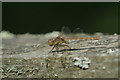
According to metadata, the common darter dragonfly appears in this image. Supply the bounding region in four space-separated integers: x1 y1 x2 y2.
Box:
48 26 99 53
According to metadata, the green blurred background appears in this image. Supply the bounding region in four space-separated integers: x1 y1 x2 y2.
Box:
2 2 118 34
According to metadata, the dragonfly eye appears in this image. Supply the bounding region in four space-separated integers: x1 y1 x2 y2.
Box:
49 43 53 46
48 39 54 46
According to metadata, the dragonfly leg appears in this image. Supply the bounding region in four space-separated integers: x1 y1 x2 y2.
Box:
48 45 56 53
61 44 71 50
54 45 59 53
48 44 59 54
60 44 71 54
58 44 71 53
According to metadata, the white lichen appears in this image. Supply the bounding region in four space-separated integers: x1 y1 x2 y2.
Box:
107 48 119 55
102 66 106 70
73 57 91 70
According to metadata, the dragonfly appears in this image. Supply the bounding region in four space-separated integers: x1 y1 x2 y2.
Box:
48 26 99 53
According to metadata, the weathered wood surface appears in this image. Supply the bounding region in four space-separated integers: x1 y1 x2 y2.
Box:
1 31 119 78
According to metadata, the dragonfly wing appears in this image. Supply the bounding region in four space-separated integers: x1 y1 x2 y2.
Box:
61 26 71 34
72 27 84 34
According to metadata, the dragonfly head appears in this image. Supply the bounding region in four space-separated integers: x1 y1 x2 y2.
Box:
48 39 54 46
